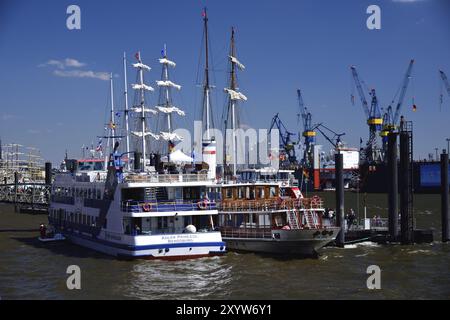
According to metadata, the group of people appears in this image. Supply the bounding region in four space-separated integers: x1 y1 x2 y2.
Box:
323 208 357 230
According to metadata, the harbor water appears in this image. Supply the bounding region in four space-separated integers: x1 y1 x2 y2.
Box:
1 192 449 300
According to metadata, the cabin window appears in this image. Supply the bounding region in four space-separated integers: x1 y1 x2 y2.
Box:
258 188 265 199
269 187 277 198
237 187 244 199
157 217 168 229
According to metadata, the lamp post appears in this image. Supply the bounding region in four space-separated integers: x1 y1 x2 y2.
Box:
446 138 450 155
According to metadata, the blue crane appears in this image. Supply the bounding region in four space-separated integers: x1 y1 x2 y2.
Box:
351 65 383 163
268 113 297 166
297 89 316 167
440 70 450 106
381 59 415 138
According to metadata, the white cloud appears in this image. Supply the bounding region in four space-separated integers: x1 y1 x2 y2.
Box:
1 114 15 121
39 58 86 69
53 69 110 81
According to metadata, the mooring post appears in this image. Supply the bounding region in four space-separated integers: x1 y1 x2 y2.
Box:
134 152 142 171
441 151 449 242
388 132 399 241
335 153 345 247
45 162 52 185
399 125 414 244
14 171 18 212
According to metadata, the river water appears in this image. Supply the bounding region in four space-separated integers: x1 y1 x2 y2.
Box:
1 192 449 300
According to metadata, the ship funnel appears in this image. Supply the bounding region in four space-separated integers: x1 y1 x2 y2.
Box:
202 138 217 181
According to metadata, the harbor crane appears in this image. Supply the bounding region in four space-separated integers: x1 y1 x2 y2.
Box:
268 113 297 166
351 65 383 163
297 89 316 168
380 59 415 152
312 123 345 149
440 70 450 106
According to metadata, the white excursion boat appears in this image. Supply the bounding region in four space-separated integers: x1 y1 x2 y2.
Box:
48 48 225 260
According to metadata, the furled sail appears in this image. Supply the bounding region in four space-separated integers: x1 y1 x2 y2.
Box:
132 62 151 71
229 55 245 70
131 131 160 140
131 107 157 114
155 106 185 116
224 88 248 101
159 131 184 141
156 80 181 90
131 83 154 91
159 58 176 68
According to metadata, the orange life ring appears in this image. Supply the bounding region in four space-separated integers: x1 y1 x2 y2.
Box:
142 203 152 212
197 199 209 210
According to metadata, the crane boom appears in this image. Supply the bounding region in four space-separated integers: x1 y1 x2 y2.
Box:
440 70 450 96
351 66 370 119
392 59 415 124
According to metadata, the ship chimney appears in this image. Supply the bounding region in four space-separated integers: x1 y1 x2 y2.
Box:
202 138 217 181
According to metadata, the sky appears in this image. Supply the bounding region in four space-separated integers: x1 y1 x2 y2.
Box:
0 0 450 165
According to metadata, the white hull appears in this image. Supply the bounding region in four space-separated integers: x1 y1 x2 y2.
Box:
64 231 226 260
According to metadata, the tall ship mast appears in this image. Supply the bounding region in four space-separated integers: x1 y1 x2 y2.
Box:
130 52 158 170
223 27 247 177
200 8 217 181
154 45 185 157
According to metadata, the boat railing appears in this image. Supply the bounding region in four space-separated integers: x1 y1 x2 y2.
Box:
124 173 210 184
121 199 217 213
218 197 324 212
220 226 273 239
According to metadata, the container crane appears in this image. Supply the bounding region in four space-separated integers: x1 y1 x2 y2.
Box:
351 65 383 163
440 70 450 106
268 113 297 166
381 59 415 139
297 89 316 167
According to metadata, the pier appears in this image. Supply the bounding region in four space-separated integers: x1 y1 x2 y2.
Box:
0 162 52 214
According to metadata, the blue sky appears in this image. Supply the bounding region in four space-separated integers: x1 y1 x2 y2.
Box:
0 0 449 165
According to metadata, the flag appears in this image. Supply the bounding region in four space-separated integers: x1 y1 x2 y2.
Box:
96 138 103 152
412 104 417 112
201 9 206 17
135 52 140 61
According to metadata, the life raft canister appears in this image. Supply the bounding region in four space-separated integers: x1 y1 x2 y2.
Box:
197 199 209 210
142 203 152 212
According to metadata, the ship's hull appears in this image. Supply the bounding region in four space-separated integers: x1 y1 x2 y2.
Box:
62 230 226 260
222 227 339 256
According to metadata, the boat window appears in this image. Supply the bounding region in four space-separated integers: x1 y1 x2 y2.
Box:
94 162 104 171
158 217 168 229
269 186 277 198
225 188 233 199
237 187 244 199
258 187 265 199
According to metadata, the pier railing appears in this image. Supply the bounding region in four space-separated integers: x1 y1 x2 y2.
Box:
0 183 50 205
121 199 217 213
124 173 210 184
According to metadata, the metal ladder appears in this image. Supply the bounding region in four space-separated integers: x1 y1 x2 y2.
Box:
304 210 317 229
287 209 300 229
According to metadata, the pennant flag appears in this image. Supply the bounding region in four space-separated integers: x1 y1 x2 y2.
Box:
135 52 140 61
412 104 417 112
202 9 206 17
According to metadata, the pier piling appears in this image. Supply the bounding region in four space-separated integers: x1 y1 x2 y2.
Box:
335 153 345 247
388 132 399 241
441 151 449 242
45 162 52 185
134 152 142 171
399 121 414 244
